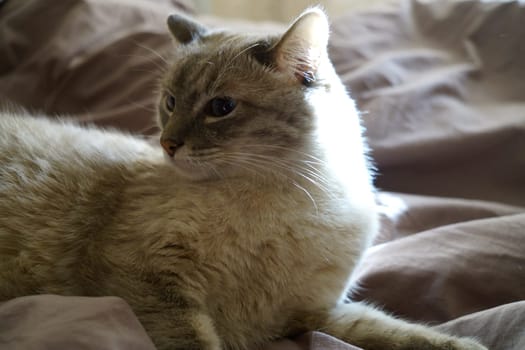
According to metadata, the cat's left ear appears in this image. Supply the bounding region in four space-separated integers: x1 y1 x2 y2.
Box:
273 8 330 85
167 13 207 44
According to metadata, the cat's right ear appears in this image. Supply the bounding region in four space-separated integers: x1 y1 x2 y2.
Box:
167 14 207 44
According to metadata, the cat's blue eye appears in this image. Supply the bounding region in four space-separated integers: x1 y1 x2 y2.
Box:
207 97 236 117
165 94 176 112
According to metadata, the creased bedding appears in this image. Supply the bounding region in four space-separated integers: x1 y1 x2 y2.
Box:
0 0 524 349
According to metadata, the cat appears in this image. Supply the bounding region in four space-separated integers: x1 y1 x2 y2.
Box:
0 7 488 350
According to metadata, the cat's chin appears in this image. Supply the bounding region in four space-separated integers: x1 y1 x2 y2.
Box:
164 155 219 182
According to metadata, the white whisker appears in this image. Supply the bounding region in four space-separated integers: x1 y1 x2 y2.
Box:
219 151 337 203
118 52 169 74
292 182 319 215
132 41 169 65
223 151 334 192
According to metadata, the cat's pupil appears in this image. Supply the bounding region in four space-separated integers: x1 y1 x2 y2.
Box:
166 94 176 112
208 97 236 117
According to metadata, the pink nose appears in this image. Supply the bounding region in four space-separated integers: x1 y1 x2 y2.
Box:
160 138 184 157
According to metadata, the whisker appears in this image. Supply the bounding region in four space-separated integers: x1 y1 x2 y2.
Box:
239 143 328 165
220 152 337 202
207 162 224 181
125 98 158 113
225 154 323 211
231 145 333 187
129 67 166 76
223 151 333 190
117 52 169 74
185 146 338 205
292 182 319 214
132 41 169 65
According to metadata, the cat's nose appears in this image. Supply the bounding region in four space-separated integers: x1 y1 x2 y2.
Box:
160 137 184 157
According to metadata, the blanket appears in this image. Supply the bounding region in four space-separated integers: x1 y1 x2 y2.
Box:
0 0 524 349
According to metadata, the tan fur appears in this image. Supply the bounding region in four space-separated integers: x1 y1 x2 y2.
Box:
0 8 487 350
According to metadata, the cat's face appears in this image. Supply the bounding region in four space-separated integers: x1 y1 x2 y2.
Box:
158 9 331 181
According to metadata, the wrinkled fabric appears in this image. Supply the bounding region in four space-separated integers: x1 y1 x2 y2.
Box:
0 295 157 350
0 0 188 134
331 0 525 207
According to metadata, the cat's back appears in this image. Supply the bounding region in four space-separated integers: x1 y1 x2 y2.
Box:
0 111 163 203
0 112 162 205
0 112 158 195
0 112 158 167
1 113 156 227
0 112 163 296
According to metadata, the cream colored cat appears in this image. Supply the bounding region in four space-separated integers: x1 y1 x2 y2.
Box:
0 8 487 350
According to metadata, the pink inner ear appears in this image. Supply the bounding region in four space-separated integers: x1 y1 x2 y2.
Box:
274 10 329 84
275 38 321 84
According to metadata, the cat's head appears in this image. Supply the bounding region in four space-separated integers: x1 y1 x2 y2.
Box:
158 8 343 181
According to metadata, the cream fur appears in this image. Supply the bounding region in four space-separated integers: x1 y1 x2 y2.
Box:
0 8 487 350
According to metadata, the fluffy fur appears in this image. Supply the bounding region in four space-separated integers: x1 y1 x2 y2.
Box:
0 8 486 350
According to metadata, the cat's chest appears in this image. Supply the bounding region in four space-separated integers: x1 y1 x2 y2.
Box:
200 189 372 297
189 182 374 275
194 192 375 343
138 177 376 284
132 178 376 343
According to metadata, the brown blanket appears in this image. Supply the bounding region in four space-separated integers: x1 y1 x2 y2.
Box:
1 0 524 349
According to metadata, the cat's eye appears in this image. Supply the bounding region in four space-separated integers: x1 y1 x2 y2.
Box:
207 97 236 117
165 94 176 112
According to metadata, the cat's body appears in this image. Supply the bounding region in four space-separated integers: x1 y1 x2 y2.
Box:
0 113 371 348
0 8 486 350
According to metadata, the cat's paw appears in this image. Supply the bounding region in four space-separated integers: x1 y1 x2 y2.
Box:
399 335 488 350
449 337 488 350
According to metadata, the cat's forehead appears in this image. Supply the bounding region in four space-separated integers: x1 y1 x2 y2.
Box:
166 32 274 89
196 31 270 56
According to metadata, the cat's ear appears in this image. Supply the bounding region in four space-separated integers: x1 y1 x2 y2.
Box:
273 8 330 85
167 14 207 44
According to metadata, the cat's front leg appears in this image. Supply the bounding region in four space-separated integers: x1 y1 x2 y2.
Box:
312 302 487 350
140 310 222 350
